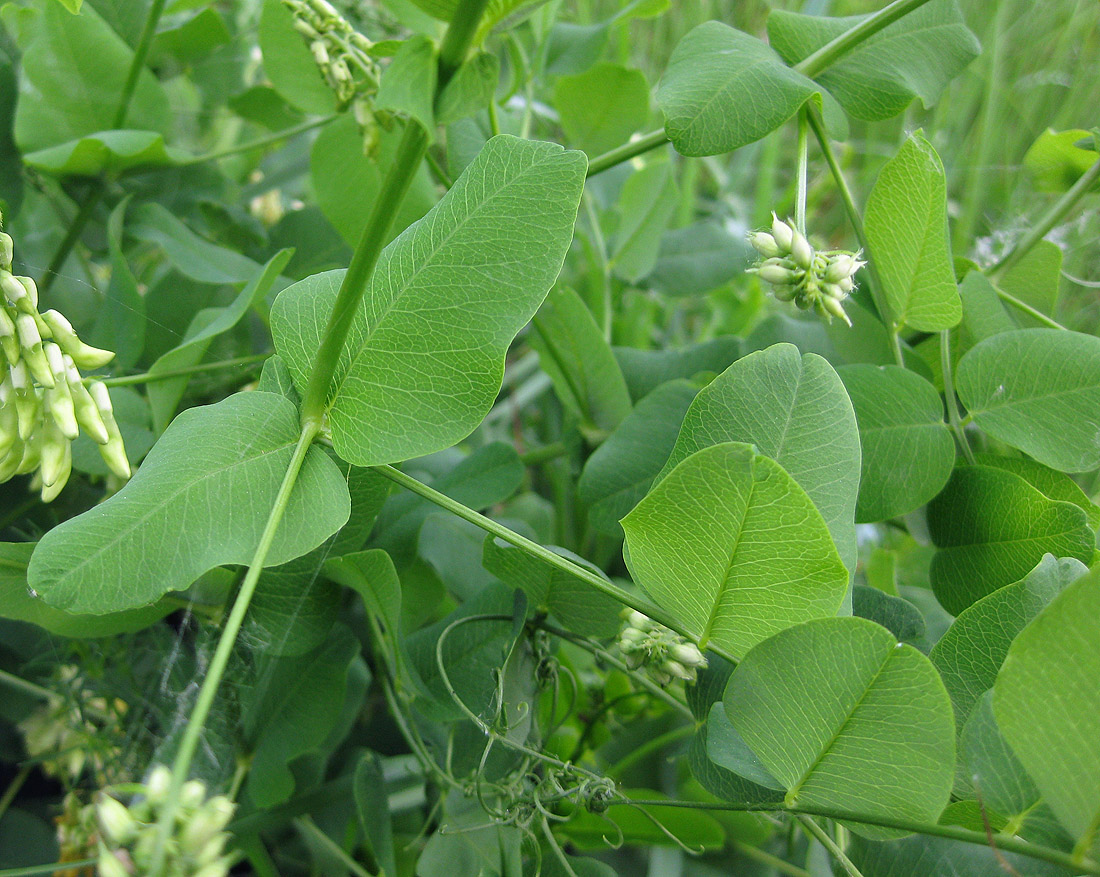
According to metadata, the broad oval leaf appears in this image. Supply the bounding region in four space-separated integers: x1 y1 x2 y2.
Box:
622 442 848 658
725 616 955 838
27 392 351 614
656 21 820 157
848 833 1072 877
658 343 861 572
766 1 980 121
994 567 1100 845
929 554 1087 732
927 465 1094 615
22 130 188 177
961 691 1039 823
553 62 650 156
272 135 587 467
956 329 1100 472
838 364 955 523
865 132 961 331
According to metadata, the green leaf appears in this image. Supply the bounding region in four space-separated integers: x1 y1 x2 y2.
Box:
578 378 699 536
148 7 231 66
481 537 621 638
725 616 955 838
847 833 1073 877
837 364 955 523
243 625 361 807
436 52 499 127
11 3 170 152
864 131 961 331
658 343 861 572
27 392 351 614
927 465 1094 615
51 0 81 11
128 202 265 285
553 63 650 156
930 554 1087 732
258 0 335 115
961 691 1039 823
88 199 144 369
647 222 754 297
375 35 437 134
22 130 188 177
956 329 1100 472
614 336 742 401
610 163 678 283
655 21 819 157
0 542 170 637
311 115 437 248
996 240 1062 324
957 270 1016 355
1024 128 1100 193
766 2 980 121
530 285 632 439
325 549 403 658
705 703 784 790
975 454 1100 528
146 251 292 433
852 585 926 648
994 567 1100 845
272 136 587 467
354 753 397 877
622 442 848 657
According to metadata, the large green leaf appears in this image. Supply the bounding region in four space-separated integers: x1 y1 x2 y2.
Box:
10 3 170 152
997 240 1062 325
766 1 979 121
614 336 742 401
257 0 335 115
375 35 437 135
610 163 678 283
272 136 586 467
27 392 351 614
847 833 1073 877
578 378 699 536
0 543 170 637
961 691 1040 823
927 465 1094 615
22 130 188 177
622 442 848 657
658 343 861 572
530 285 632 440
647 222 754 297
975 454 1100 528
994 567 1100 846
865 132 961 331
929 554 1087 732
553 63 650 156
725 616 955 838
1024 128 1100 193
837 364 955 523
655 21 819 157
956 329 1100 472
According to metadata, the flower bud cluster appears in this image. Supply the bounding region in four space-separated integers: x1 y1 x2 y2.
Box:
0 225 129 500
283 0 381 138
95 766 237 877
617 610 708 686
747 214 866 326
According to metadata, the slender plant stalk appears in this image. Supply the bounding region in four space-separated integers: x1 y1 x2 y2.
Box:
98 353 270 387
295 816 376 877
148 424 319 873
0 861 99 877
586 129 670 177
605 724 694 779
795 110 809 233
113 0 168 128
940 330 976 464
38 184 105 297
0 668 59 704
798 815 864 877
793 0 936 78
373 464 737 664
618 799 1100 876
995 289 1069 330
990 155 1100 281
177 115 338 168
0 764 32 823
734 840 811 877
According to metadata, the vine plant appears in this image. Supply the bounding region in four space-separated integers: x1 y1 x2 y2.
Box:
1 0 1099 875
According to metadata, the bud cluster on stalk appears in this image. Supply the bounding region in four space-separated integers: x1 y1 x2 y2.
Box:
747 214 866 326
283 0 383 148
95 766 237 877
0 223 129 501
617 610 708 686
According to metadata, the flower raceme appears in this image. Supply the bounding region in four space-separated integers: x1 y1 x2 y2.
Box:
747 214 865 326
0 221 129 501
617 609 708 686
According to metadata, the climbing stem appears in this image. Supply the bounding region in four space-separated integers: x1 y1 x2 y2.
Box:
795 110 809 233
798 815 864 877
940 330 976 464
178 115 338 167
113 0 168 128
586 129 670 177
373 464 736 665
148 423 319 873
98 353 269 387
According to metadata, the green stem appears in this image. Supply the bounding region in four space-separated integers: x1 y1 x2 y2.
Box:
113 0 168 128
798 815 864 877
733 840 811 877
437 0 491 82
38 184 104 298
586 129 670 177
0 861 98 877
582 191 612 338
994 288 1069 330
177 115 338 168
615 799 1100 876
0 668 59 704
295 816 377 877
148 423 319 873
0 764 32 823
793 0 936 79
97 353 269 387
940 330 976 464
424 148 454 188
519 440 568 466
605 724 694 779
373 464 736 664
989 155 1100 281
795 111 809 234
806 108 901 363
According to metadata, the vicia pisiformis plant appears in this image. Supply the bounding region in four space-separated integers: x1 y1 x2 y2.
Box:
3 1 1100 876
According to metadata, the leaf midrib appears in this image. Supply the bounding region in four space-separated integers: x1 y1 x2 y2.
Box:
698 458 756 648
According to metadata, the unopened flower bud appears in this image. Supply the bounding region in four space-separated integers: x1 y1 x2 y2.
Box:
310 40 330 66
0 234 12 271
626 610 650 630
0 404 17 458
669 643 707 669
756 262 796 286
770 213 793 251
661 659 694 681
145 765 172 806
818 295 852 326
97 848 132 877
95 794 139 845
192 862 231 877
618 628 645 647
1 273 26 307
15 312 40 349
180 779 207 811
46 383 79 439
39 421 70 488
772 283 796 302
195 832 229 866
824 254 856 282
182 797 235 852
748 231 780 258
790 228 813 270
293 19 320 39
